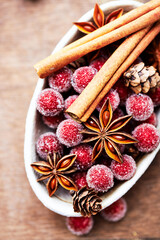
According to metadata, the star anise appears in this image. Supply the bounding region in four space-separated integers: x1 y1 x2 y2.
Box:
31 153 78 197
73 4 123 34
145 34 160 73
81 99 137 163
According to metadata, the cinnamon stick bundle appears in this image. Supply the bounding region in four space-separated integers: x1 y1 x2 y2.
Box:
66 21 160 122
34 4 160 78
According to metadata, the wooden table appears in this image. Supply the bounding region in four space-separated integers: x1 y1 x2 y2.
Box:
0 0 159 239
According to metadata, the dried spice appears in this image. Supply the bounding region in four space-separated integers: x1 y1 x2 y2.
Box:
145 35 160 73
81 99 137 163
31 152 78 196
124 62 160 94
74 4 123 34
71 186 102 217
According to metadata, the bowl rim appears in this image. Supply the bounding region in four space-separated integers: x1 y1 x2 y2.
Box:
24 0 160 217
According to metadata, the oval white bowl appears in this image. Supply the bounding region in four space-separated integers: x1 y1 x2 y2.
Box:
24 0 160 217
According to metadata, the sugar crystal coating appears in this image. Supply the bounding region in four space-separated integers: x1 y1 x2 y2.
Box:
110 154 136 181
70 144 93 170
71 66 97 93
72 171 88 189
66 216 94 236
42 114 63 129
36 132 63 160
126 93 153 121
64 95 78 119
56 119 83 147
86 164 114 192
132 123 160 152
89 57 106 71
148 87 160 106
37 88 64 117
48 66 72 92
96 89 120 111
101 198 127 222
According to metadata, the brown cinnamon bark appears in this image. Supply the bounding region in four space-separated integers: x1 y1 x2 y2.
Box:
66 27 151 121
34 5 160 78
80 21 160 122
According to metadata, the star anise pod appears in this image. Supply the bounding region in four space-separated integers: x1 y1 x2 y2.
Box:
73 4 123 34
145 34 160 73
81 99 137 163
31 153 78 197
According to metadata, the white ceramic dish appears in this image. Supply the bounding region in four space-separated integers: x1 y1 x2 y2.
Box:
24 0 160 217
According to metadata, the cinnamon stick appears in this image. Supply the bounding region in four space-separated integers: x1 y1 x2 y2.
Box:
66 27 151 121
58 0 160 52
80 21 160 122
35 6 160 78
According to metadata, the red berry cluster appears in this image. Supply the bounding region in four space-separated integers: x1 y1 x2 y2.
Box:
34 54 159 236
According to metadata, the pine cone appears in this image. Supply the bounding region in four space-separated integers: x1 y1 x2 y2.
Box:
70 186 102 217
124 62 160 94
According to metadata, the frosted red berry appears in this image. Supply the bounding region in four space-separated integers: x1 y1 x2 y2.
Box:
126 93 153 121
148 87 160 106
96 89 120 111
72 171 88 189
140 112 157 127
37 88 64 116
71 66 97 93
36 132 63 160
86 164 114 192
64 95 78 119
132 123 160 152
66 216 93 236
101 198 127 222
70 144 93 170
110 154 136 181
48 66 72 92
42 114 63 129
89 57 106 71
56 119 83 147
113 79 130 105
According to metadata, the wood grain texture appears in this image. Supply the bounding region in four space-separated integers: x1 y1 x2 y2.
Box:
0 0 159 239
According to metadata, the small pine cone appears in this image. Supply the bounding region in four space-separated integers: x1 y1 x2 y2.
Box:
70 186 102 217
124 62 160 94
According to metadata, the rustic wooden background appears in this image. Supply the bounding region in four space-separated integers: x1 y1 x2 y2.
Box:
0 0 159 239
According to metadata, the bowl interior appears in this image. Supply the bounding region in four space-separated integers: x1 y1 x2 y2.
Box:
24 0 160 217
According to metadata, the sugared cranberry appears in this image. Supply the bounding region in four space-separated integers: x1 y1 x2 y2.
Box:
70 144 93 170
148 87 160 106
101 198 127 222
132 123 160 152
48 66 72 92
96 89 120 111
66 216 94 236
56 119 83 147
86 164 114 192
113 79 130 105
71 66 97 93
42 114 63 129
126 93 153 121
36 132 63 160
64 95 78 119
140 112 157 127
110 154 136 181
89 57 106 71
37 88 64 116
72 172 88 189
